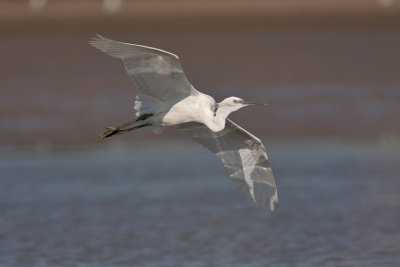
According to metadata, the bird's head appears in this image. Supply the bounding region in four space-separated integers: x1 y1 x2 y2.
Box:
218 96 266 112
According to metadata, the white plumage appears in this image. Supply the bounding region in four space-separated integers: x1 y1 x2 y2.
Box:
90 34 278 211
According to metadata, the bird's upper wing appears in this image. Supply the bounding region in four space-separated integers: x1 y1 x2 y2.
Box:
178 119 279 211
89 35 196 102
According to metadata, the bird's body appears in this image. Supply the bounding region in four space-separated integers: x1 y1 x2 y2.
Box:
90 35 278 211
144 91 216 130
139 93 241 133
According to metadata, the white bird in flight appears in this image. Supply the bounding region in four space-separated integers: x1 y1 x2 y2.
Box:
90 35 278 211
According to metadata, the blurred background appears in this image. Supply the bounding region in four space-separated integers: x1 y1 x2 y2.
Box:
1 0 400 266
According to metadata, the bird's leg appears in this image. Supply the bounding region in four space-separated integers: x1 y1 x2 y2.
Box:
98 123 151 139
98 126 121 140
98 114 153 140
98 119 136 140
114 123 150 136
99 123 150 139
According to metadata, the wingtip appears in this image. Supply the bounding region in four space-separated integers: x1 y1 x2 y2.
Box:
88 34 108 47
269 190 279 211
96 33 108 40
89 34 107 42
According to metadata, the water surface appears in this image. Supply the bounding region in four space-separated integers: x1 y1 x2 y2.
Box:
1 142 399 266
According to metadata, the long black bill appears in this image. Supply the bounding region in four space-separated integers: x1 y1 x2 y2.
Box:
241 100 267 106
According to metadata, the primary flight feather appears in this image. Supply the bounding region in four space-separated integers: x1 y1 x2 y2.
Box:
89 34 278 211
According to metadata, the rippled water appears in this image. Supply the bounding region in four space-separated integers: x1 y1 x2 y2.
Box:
0 142 399 266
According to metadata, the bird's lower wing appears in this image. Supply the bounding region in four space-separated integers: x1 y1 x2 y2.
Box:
178 119 278 211
89 35 198 116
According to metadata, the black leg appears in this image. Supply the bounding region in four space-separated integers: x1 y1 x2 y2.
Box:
136 113 153 122
98 124 150 140
115 119 137 130
114 123 150 136
115 113 152 129
98 114 153 140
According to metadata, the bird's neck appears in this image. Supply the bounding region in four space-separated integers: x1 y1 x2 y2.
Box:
207 106 234 132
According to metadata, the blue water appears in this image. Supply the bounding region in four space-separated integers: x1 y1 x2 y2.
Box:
0 141 399 266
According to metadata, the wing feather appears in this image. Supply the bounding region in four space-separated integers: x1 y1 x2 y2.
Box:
178 119 279 211
89 35 196 116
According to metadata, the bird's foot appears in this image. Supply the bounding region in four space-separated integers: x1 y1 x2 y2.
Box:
98 126 119 140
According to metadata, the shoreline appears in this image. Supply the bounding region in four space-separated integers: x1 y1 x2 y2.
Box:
1 1 400 36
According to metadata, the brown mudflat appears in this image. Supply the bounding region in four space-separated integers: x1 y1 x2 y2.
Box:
1 1 399 144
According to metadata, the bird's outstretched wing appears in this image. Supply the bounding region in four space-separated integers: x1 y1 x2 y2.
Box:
89 35 196 116
178 119 279 211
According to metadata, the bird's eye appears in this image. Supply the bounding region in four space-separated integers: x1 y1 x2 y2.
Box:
233 99 238 103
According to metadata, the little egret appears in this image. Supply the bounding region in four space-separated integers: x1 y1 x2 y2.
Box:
90 35 278 211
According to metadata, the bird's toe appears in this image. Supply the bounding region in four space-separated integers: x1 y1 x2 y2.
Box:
98 126 119 140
